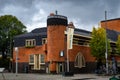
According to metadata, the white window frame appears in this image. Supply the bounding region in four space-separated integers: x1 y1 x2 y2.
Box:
29 54 34 65
75 53 86 68
29 54 45 70
39 54 45 70
42 38 47 44
39 54 45 64
25 39 36 47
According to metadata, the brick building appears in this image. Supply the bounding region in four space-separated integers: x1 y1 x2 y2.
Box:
101 18 120 32
13 13 120 73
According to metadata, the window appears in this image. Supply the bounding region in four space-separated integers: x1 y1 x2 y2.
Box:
42 38 47 44
39 54 45 70
29 54 45 70
73 35 90 46
75 53 86 68
40 54 45 64
25 39 36 47
60 51 64 57
29 54 34 64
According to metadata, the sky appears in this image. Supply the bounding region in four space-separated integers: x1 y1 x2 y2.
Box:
0 0 120 32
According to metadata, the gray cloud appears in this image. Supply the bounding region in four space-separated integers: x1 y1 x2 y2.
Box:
0 0 33 8
0 0 120 31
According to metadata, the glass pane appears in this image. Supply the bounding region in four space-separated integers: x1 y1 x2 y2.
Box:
40 54 45 63
30 55 34 63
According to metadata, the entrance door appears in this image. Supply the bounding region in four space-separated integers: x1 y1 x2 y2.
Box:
57 63 64 73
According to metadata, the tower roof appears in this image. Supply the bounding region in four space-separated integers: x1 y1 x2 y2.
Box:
47 13 68 26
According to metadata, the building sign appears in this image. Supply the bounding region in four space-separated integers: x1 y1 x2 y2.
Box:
67 27 74 49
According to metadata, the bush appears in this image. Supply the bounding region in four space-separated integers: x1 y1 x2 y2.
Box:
0 58 10 69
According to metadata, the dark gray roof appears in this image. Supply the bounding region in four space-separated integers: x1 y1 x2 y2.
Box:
15 27 47 38
106 29 120 42
74 28 120 42
15 27 91 38
14 26 120 46
74 28 91 37
15 32 47 38
14 27 47 47
31 27 47 33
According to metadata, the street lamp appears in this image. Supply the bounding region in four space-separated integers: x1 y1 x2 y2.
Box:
105 11 109 74
65 22 75 72
15 47 18 75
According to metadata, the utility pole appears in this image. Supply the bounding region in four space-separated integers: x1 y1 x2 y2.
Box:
105 11 109 74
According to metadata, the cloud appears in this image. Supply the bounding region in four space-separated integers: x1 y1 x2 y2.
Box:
26 9 47 31
0 0 120 32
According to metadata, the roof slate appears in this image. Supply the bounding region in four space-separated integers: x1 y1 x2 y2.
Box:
14 27 120 42
15 27 47 38
74 28 91 37
106 29 120 42
15 27 91 38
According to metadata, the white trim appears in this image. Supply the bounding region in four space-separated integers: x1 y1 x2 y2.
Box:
75 52 86 68
74 34 91 38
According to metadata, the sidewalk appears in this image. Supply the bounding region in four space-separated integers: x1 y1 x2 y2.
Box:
0 73 113 80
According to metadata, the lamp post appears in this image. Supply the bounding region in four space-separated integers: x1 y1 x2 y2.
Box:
15 47 18 75
65 22 74 72
105 11 109 74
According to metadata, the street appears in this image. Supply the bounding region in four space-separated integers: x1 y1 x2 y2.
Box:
0 73 113 80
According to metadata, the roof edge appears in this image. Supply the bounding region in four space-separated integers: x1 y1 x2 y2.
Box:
101 18 120 22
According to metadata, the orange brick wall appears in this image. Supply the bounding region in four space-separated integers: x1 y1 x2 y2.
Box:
101 19 120 32
13 45 46 63
101 19 120 62
47 25 66 72
47 25 66 62
69 45 95 62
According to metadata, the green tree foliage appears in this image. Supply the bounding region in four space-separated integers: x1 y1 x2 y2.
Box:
0 57 10 69
116 35 120 55
90 27 111 60
0 15 27 58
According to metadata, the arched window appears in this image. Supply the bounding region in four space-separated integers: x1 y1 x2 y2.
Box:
74 53 86 68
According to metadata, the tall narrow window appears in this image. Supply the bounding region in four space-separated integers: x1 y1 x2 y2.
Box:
40 54 45 64
75 53 86 68
29 54 34 64
39 54 45 70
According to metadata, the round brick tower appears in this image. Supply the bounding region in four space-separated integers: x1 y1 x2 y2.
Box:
47 13 68 73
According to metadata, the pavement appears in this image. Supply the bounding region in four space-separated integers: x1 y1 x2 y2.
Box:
0 73 117 80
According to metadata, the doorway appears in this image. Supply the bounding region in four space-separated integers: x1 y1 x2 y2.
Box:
57 63 64 73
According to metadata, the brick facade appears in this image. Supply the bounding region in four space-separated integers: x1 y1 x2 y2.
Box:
101 18 120 32
13 14 120 74
13 13 95 73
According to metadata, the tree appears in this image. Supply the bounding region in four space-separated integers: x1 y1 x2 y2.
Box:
89 27 111 60
116 35 120 55
0 15 27 58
